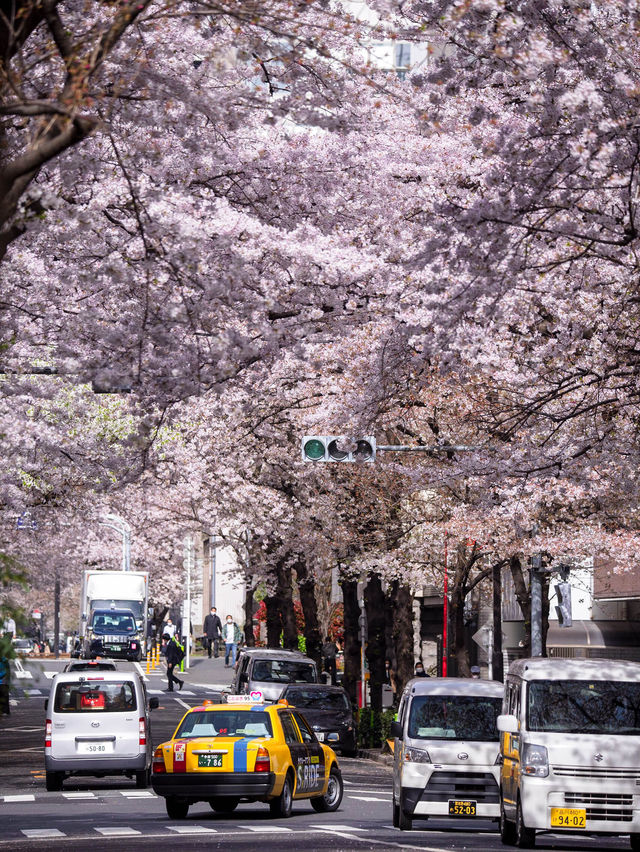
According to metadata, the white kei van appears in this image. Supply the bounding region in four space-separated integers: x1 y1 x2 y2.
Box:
498 658 640 850
391 677 504 830
44 670 159 791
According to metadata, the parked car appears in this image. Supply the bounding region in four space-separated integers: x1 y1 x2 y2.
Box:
12 638 36 657
391 676 503 831
44 669 158 791
231 648 319 703
279 684 356 756
151 695 343 819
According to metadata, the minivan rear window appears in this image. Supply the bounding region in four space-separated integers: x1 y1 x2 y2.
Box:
54 680 137 713
528 679 640 734
408 695 502 741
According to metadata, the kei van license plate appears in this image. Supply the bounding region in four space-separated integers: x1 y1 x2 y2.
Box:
550 807 586 828
198 754 223 768
448 799 476 817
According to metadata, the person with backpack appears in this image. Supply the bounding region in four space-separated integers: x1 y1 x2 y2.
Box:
164 632 185 691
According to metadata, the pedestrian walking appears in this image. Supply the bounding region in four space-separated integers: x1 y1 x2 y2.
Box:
222 615 242 668
164 633 185 692
322 635 338 685
384 657 397 704
203 606 222 659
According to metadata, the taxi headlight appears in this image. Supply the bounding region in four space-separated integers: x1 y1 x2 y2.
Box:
404 747 431 763
522 742 549 777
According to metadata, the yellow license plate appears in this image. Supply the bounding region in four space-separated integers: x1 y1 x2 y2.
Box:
448 800 476 817
550 807 586 828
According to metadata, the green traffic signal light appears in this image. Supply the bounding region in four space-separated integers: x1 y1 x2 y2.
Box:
303 438 326 460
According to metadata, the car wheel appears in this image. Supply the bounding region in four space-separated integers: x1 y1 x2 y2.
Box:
165 797 189 820
45 771 63 792
392 797 400 828
310 765 343 813
209 797 239 813
630 834 640 852
500 798 516 846
515 797 535 848
398 795 413 831
269 772 294 818
135 768 149 789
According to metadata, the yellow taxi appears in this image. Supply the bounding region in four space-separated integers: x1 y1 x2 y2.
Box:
151 695 343 819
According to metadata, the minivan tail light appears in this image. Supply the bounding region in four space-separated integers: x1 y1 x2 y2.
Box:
45 719 52 748
254 746 270 772
152 746 166 774
139 717 146 745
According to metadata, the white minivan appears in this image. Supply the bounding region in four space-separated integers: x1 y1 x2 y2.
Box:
391 677 504 830
45 670 158 791
498 658 640 849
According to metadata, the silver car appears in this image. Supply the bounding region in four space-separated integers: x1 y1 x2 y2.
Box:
44 670 158 791
232 648 318 702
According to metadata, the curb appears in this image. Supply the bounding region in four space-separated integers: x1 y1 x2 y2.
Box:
357 748 393 766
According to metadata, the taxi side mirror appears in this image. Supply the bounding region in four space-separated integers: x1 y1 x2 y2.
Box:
497 714 518 733
390 720 402 739
149 697 159 710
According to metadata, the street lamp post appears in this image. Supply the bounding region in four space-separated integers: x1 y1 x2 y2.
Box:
100 514 131 571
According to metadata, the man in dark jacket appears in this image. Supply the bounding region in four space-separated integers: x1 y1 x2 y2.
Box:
203 606 222 658
322 635 338 686
164 633 184 692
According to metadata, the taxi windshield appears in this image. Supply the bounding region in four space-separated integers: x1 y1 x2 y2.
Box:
252 660 315 684
407 695 501 741
528 680 640 734
175 710 273 739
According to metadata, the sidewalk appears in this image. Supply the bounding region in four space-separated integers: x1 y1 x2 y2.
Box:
178 650 235 691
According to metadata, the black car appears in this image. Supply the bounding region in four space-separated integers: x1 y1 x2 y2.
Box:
84 608 143 661
280 684 356 756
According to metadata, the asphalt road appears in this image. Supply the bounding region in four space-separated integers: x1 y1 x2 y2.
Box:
0 658 635 851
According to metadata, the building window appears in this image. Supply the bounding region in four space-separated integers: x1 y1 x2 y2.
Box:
394 43 411 79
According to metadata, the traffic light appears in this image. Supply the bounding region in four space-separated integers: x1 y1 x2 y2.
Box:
555 582 572 627
301 436 376 463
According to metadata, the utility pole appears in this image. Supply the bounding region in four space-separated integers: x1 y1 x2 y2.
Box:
492 561 503 681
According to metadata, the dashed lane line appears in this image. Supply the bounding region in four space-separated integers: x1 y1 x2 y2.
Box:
3 796 35 803
94 827 142 836
244 826 293 833
21 829 65 839
166 825 218 834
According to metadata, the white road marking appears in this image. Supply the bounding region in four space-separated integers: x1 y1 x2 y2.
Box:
167 825 218 834
12 660 32 679
63 792 96 799
244 826 293 832
174 697 191 710
133 661 148 681
21 829 66 838
147 689 164 695
23 689 42 696
349 795 391 803
121 791 156 798
94 827 142 836
3 795 35 803
346 788 392 795
179 690 195 696
309 824 368 832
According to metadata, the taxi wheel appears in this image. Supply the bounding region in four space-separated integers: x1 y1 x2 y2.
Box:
45 772 63 792
311 766 343 813
209 797 239 813
269 772 294 818
166 797 189 820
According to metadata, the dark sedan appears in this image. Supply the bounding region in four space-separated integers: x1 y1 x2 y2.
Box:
280 684 356 756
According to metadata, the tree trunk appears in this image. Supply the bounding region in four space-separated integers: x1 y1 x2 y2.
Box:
276 558 298 651
340 576 360 707
265 594 281 647
449 548 471 678
295 557 322 667
243 575 255 647
365 573 386 713
390 580 414 699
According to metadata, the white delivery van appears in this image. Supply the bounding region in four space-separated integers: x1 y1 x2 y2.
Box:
498 658 640 849
44 670 158 791
391 677 504 830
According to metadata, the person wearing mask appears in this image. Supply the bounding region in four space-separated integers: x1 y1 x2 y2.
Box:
164 617 176 638
223 615 242 668
414 661 429 677
470 665 481 679
203 606 222 659
164 633 185 691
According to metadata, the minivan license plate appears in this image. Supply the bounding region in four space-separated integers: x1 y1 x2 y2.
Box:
198 754 223 768
448 800 476 817
550 807 586 828
78 742 110 754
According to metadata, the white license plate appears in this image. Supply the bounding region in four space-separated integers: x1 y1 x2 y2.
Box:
315 732 325 741
77 741 112 754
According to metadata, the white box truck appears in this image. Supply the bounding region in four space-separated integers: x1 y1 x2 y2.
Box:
78 570 149 660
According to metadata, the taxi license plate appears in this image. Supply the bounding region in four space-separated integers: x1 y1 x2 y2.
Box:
78 742 111 754
550 807 586 828
448 800 476 817
198 754 223 768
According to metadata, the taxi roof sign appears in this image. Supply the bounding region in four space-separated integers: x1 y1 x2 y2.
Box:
226 692 264 704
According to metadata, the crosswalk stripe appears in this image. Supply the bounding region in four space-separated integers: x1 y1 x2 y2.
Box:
3 795 35 803
21 829 66 838
167 825 218 834
63 792 96 799
121 791 156 798
95 827 141 836
244 826 293 832
310 824 368 831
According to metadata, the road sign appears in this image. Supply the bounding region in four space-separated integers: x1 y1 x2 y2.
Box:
32 609 42 620
472 624 492 651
